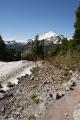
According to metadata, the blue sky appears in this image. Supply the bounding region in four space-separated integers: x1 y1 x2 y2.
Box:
0 0 79 41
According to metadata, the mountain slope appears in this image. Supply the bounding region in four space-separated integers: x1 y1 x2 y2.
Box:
39 31 57 40
39 31 64 44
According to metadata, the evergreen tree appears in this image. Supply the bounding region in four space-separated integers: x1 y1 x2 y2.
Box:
0 35 6 60
74 4 80 43
32 34 40 60
39 40 44 59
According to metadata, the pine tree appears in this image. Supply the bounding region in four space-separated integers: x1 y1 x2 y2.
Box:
0 35 5 49
32 34 40 60
74 4 80 43
0 35 6 60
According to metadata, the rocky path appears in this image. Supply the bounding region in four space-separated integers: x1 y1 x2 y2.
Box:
46 80 80 120
0 61 80 120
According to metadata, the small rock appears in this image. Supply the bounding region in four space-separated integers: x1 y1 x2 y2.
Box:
43 80 47 84
66 86 70 91
24 74 28 77
69 70 73 74
53 93 60 100
0 93 4 100
49 93 53 98
0 83 3 89
7 82 14 87
55 87 59 90
30 76 34 80
0 89 5 93
0 107 5 113
30 85 36 89
16 89 22 94
68 80 76 87
58 91 65 97
8 117 14 120
14 111 20 116
36 77 39 81
17 107 23 112
5 92 13 97
65 86 73 91
65 113 68 118
4 115 8 119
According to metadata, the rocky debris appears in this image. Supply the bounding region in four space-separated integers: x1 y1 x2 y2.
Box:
65 79 76 92
52 91 65 100
65 85 74 91
67 80 76 87
0 61 79 120
5 92 13 97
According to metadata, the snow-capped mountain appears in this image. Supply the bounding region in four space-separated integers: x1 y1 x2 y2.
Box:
4 40 28 45
4 40 28 49
39 31 57 40
39 31 64 44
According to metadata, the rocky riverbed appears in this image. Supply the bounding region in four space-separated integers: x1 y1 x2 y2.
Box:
0 61 80 120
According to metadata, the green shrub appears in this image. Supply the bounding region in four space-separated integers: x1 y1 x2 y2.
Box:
28 114 36 120
34 98 39 104
15 101 21 109
30 94 39 104
31 94 37 100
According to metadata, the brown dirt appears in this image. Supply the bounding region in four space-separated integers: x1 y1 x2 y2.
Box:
45 81 80 120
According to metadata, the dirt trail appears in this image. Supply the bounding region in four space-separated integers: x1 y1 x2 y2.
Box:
46 81 80 120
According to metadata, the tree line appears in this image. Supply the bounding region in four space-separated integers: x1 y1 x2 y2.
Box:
0 35 21 61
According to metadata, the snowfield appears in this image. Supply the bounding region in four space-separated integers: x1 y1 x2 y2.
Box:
0 61 38 91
